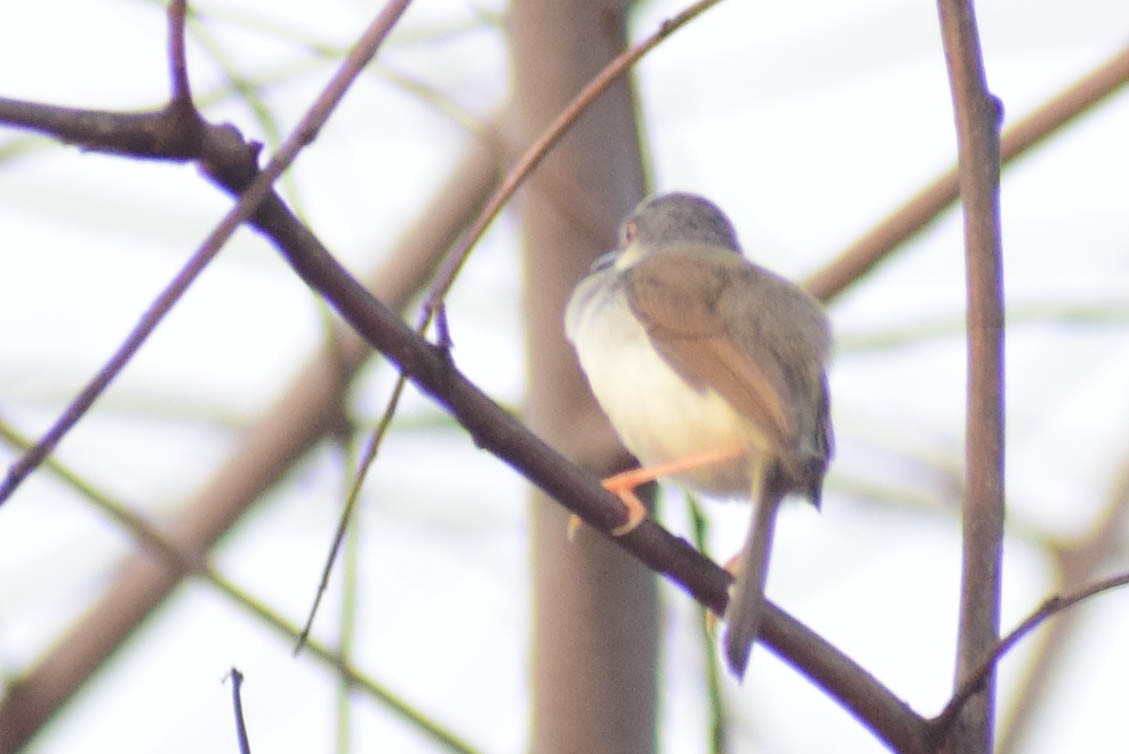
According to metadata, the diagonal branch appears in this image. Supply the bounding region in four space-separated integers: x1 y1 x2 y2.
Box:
0 130 502 752
0 421 487 754
15 6 1129 754
0 0 414 506
242 187 934 754
997 446 1129 752
806 42 1129 304
932 569 1129 737
423 0 726 311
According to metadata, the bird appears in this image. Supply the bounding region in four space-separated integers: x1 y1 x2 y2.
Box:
564 192 833 677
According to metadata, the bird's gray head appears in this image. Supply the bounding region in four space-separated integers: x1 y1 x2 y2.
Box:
621 192 741 252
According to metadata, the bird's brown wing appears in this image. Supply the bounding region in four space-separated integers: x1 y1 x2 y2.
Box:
624 248 803 456
626 244 833 679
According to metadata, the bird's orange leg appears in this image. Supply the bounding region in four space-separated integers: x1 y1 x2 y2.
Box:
568 443 746 539
705 551 744 634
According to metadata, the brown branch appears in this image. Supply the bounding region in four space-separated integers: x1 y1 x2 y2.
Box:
0 0 413 506
295 363 409 651
240 184 933 754
24 5 1129 752
0 4 951 750
0 423 487 754
932 570 1129 738
805 41 1129 304
168 0 192 104
422 0 727 312
997 447 1129 752
0 132 501 754
0 159 224 505
296 0 727 682
935 2 1005 754
0 98 213 161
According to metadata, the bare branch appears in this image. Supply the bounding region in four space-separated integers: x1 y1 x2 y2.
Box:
0 422 486 754
0 0 414 506
422 0 727 313
226 668 252 754
0 127 501 754
295 367 409 651
935 2 1005 753
297 0 729 674
933 570 1129 737
168 0 192 104
806 42 1129 304
16 7 1129 752
0 98 212 160
0 200 225 504
247 164 934 754
998 446 1129 752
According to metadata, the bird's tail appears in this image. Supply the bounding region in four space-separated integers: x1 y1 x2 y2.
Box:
723 471 786 678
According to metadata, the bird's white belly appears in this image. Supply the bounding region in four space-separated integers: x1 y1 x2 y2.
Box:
568 282 756 497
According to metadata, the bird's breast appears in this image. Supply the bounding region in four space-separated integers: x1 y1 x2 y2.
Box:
566 270 760 498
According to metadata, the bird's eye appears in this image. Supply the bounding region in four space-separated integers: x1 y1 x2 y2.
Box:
623 220 638 243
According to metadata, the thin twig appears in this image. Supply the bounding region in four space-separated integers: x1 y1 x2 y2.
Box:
168 0 192 103
997 447 1129 753
423 0 727 311
227 668 252 754
0 420 487 754
0 213 216 506
295 373 410 652
0 0 414 506
296 0 729 645
932 570 1129 736
250 183 934 752
0 118 501 751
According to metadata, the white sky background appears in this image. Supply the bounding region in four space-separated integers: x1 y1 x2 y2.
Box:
1 0 1128 752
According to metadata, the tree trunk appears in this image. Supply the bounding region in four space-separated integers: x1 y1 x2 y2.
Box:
511 2 655 753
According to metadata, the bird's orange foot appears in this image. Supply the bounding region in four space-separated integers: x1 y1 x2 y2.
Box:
566 448 745 540
605 482 648 536
566 475 650 540
705 551 743 635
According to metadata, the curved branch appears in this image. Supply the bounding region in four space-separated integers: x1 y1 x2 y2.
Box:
423 0 726 310
932 570 1129 737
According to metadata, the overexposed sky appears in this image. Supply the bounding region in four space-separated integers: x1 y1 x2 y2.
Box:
2 1 1128 752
